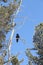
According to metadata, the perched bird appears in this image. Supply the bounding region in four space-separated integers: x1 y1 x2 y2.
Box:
16 34 20 43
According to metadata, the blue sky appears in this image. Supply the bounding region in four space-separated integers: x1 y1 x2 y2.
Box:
0 0 43 65
11 0 43 65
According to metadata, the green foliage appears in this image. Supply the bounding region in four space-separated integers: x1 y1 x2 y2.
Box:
26 23 43 65
0 0 21 43
11 56 20 65
33 23 43 49
0 0 23 65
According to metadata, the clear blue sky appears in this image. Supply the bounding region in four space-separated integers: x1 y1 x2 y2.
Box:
1 0 43 65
